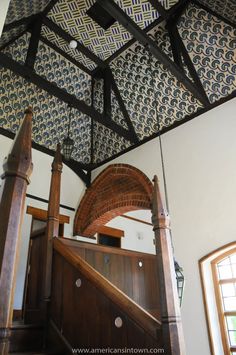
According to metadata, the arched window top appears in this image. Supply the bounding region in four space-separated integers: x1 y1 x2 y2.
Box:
215 251 236 280
212 248 236 354
200 243 236 355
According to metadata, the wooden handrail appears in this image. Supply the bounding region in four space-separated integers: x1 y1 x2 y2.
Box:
53 238 161 340
61 237 157 258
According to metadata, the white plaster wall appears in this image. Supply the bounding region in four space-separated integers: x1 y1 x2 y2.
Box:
92 98 236 355
107 210 155 254
0 134 86 309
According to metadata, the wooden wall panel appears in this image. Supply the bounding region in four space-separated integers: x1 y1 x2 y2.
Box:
50 250 163 351
50 251 63 330
63 239 161 319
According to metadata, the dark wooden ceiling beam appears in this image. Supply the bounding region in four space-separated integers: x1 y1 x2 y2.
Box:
43 17 106 68
0 52 134 143
97 0 209 107
39 35 92 75
103 68 112 117
168 25 210 106
167 26 183 68
41 0 61 17
0 30 27 52
3 14 40 32
109 69 139 143
25 19 43 69
147 0 168 18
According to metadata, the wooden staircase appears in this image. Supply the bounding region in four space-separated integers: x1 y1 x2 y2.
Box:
49 238 164 352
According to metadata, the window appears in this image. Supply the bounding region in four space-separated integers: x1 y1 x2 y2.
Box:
212 250 236 355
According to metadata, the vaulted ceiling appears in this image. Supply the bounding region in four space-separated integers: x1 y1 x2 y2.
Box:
0 0 235 185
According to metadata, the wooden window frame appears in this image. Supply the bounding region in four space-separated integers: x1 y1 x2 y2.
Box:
211 247 236 355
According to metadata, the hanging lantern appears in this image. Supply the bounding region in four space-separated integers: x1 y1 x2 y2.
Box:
62 105 74 160
175 261 185 306
62 136 74 160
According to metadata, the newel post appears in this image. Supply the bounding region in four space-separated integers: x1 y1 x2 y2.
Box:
0 108 33 354
42 144 63 306
151 176 185 355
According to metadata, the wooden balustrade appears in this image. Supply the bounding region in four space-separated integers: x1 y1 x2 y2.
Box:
50 238 164 351
60 237 161 319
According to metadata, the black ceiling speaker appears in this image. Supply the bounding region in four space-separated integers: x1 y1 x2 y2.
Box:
87 2 116 30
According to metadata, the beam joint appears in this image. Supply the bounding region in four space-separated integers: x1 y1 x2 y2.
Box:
0 52 134 142
97 0 209 107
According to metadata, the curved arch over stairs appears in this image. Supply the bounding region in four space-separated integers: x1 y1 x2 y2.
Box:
74 164 153 237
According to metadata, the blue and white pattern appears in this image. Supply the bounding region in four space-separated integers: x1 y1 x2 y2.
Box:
178 3 236 103
0 1 235 165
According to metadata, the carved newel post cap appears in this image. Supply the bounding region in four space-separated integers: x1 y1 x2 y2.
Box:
24 106 33 115
2 106 33 183
52 144 63 172
152 174 170 229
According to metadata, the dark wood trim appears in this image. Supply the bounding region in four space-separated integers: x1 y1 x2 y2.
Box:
39 35 92 75
48 319 72 353
0 29 28 52
97 225 124 238
147 0 167 18
41 0 61 17
120 214 152 226
12 310 23 321
104 0 189 65
109 69 138 143
3 14 40 32
53 237 161 339
168 24 210 105
0 52 134 143
25 19 42 69
42 17 106 68
60 237 156 258
26 206 70 224
31 227 46 239
26 194 75 212
98 0 209 106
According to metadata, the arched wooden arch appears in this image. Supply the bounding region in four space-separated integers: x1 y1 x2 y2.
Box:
74 164 153 237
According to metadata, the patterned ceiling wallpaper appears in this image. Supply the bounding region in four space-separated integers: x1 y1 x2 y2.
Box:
0 24 26 49
93 121 131 163
198 0 236 25
109 21 202 140
0 1 235 166
40 25 97 71
1 0 51 50
47 0 160 62
0 66 92 164
5 0 51 25
178 3 236 103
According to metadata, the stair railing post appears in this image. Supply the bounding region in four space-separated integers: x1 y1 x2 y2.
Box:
0 108 33 354
42 144 63 316
151 175 186 355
